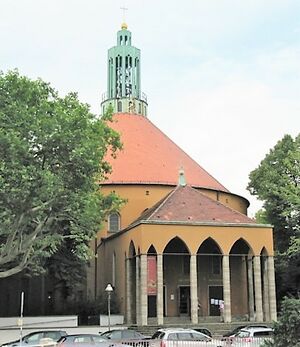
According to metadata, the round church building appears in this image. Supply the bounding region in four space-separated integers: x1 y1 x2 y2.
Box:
92 23 277 326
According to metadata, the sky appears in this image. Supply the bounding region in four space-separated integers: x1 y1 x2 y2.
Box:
1 0 300 217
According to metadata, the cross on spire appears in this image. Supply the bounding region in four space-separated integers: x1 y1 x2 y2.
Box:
120 6 128 22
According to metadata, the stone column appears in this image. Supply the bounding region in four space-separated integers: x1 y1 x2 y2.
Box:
253 256 263 321
135 256 140 325
222 255 232 322
190 254 198 324
262 257 270 321
140 254 148 326
157 254 164 325
267 256 277 321
126 258 132 324
247 256 255 321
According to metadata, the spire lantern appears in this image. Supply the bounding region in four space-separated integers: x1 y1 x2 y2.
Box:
101 24 148 116
178 168 187 187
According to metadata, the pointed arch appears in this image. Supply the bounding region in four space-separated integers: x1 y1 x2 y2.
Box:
163 236 190 254
147 245 157 255
197 237 222 255
128 240 136 258
260 247 269 256
230 238 253 255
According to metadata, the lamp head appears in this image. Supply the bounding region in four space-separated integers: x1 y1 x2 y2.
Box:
105 283 114 292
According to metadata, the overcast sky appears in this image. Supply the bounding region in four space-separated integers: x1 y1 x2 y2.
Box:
1 0 300 216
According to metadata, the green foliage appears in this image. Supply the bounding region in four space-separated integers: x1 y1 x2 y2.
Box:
76 293 120 316
264 297 300 347
248 134 300 298
0 70 123 279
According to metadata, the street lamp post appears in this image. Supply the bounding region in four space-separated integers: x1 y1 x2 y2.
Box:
105 284 114 331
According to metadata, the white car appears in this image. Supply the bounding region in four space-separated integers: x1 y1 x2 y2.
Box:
229 327 274 347
151 328 224 347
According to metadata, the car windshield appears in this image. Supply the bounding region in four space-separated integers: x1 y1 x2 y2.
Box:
26 333 44 342
236 330 250 338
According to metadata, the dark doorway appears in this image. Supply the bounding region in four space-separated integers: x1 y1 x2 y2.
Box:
179 286 190 315
209 286 223 316
148 296 156 317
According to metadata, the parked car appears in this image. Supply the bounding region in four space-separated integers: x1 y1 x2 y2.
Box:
229 327 274 347
1 330 68 347
191 327 212 338
222 324 269 339
100 329 150 340
58 334 108 345
151 328 224 347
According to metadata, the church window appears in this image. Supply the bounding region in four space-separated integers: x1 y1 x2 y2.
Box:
117 101 122 112
109 212 120 232
138 103 141 114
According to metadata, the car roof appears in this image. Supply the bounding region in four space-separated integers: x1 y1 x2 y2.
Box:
240 327 273 332
65 334 101 337
157 328 198 331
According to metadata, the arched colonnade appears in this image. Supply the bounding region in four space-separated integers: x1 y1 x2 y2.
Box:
124 236 277 326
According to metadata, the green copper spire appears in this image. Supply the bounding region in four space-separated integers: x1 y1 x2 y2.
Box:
101 23 148 116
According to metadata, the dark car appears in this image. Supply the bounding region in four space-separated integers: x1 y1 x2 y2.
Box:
100 329 150 340
1 330 68 347
58 334 108 345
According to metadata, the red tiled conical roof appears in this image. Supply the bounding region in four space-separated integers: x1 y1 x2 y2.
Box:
104 113 228 192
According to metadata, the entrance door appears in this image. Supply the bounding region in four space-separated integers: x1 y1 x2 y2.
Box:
209 286 223 316
148 296 156 317
179 286 190 315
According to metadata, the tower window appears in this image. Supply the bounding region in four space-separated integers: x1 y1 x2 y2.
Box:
117 101 122 112
109 212 120 232
138 103 141 114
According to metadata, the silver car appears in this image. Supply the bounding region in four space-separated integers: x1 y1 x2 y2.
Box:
229 327 274 347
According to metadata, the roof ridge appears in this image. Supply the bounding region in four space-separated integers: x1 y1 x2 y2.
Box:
147 185 180 220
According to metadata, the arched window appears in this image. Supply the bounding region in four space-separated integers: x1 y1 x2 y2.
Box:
109 212 120 232
117 100 122 112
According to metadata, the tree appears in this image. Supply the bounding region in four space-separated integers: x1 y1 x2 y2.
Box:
0 70 122 279
248 134 300 298
264 297 300 347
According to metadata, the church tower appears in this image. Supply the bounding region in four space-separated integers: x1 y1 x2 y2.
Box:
101 23 148 116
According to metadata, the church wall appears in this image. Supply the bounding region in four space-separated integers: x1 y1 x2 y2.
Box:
138 224 274 256
199 189 249 215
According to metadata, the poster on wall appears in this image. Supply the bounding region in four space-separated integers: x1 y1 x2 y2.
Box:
147 256 157 295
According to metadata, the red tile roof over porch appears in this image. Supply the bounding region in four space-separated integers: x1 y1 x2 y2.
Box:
133 185 256 225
